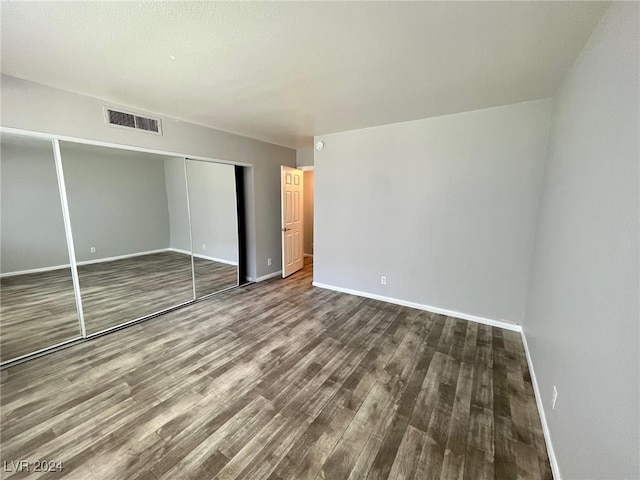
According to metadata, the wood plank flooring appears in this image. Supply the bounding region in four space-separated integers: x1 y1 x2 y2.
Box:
0 269 79 362
0 259 552 479
77 251 194 336
0 252 238 362
193 256 239 299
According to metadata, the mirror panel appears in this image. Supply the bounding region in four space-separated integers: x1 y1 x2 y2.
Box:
186 160 239 297
59 142 194 334
0 134 81 362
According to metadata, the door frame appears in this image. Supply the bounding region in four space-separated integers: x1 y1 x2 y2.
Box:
280 165 304 278
298 166 314 260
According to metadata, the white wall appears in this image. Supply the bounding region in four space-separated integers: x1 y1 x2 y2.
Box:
0 139 70 273
296 146 314 167
2 143 239 273
524 3 639 479
314 99 551 324
60 142 171 262
296 146 315 256
186 160 238 264
0 75 296 280
303 170 314 255
1 139 175 272
165 157 240 264
163 157 191 252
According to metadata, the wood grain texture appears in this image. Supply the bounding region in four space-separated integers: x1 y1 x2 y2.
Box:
0 268 79 362
77 251 195 335
0 252 238 362
193 256 239 299
0 259 551 479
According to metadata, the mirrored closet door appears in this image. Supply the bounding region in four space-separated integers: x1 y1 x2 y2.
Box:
59 142 194 335
186 159 239 298
1 136 246 365
0 134 81 362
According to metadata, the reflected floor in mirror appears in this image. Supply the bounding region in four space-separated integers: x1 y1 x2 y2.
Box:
0 251 239 362
78 251 194 335
193 256 238 298
0 269 79 362
79 251 237 334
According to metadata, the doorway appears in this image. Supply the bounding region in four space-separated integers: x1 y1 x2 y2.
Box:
302 168 314 260
280 165 314 280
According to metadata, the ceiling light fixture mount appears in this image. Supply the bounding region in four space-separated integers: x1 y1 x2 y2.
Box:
315 140 325 151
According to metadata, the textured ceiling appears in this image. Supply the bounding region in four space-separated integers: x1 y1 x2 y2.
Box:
1 2 607 148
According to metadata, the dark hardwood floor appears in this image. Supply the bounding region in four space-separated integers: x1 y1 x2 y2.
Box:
0 258 551 479
77 251 194 336
193 256 239 299
0 252 238 362
0 268 80 362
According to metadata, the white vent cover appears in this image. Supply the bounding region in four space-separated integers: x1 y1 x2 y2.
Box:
104 107 162 135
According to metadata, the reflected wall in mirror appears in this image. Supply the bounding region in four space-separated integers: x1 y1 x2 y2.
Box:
59 142 194 334
0 134 81 362
186 160 239 297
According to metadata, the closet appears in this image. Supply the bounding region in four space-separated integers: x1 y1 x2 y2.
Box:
0 132 244 365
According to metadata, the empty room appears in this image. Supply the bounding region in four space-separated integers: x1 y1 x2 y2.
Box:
0 2 638 480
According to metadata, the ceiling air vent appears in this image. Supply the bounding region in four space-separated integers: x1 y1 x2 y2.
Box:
105 107 162 135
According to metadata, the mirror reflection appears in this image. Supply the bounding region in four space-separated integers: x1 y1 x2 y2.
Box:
1 137 245 363
0 134 81 362
186 160 239 297
60 142 194 335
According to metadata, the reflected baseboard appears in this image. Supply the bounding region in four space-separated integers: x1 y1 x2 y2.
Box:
167 248 238 266
1 248 169 278
1 248 241 278
1 263 73 278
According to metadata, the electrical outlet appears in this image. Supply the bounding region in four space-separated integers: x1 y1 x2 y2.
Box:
552 386 558 410
381 276 387 285
202 243 206 250
268 258 272 266
90 247 96 253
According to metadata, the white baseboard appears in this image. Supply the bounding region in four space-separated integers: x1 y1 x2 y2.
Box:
520 330 561 479
168 248 238 266
255 270 282 282
1 248 168 278
193 253 238 266
77 249 168 266
1 248 239 278
1 263 72 278
168 247 192 256
311 282 521 332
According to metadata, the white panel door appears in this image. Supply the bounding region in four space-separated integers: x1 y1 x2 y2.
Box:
281 166 304 277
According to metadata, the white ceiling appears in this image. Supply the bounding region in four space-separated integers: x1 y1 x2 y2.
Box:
1 2 607 148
